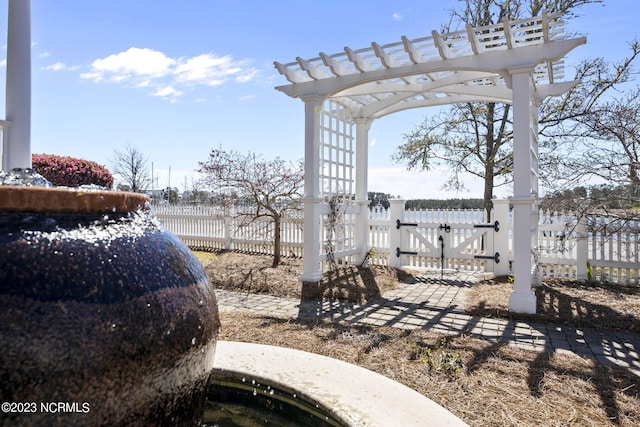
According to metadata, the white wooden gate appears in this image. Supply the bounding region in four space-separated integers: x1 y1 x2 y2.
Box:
393 207 500 272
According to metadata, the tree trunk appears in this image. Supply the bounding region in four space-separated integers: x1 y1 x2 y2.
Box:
484 103 495 221
272 215 281 268
483 176 494 222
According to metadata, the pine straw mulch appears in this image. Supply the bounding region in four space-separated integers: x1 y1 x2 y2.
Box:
465 276 640 333
220 312 640 427
204 250 409 304
201 251 640 427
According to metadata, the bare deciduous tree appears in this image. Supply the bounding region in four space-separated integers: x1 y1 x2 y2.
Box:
112 144 150 193
393 0 604 217
198 149 304 267
540 83 640 228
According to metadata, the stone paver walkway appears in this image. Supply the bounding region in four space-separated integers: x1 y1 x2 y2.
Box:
215 269 640 377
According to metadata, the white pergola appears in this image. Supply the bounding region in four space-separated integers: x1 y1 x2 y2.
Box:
274 13 585 313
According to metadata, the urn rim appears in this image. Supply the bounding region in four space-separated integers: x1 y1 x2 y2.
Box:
0 186 150 213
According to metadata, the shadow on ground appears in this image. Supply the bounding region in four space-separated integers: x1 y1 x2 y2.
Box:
221 313 640 426
466 278 640 332
301 265 412 304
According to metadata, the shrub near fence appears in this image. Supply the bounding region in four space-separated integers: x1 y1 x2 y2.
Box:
154 202 640 285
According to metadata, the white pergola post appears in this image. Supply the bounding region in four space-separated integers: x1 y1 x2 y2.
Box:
508 69 538 314
3 0 31 171
354 117 371 265
299 96 324 282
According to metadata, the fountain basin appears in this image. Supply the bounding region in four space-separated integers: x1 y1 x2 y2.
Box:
204 374 343 426
212 341 468 427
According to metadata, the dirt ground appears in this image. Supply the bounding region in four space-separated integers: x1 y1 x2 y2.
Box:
201 251 640 427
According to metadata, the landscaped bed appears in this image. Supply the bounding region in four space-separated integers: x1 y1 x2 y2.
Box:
202 251 640 426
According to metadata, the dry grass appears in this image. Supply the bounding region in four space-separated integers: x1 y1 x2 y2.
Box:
205 251 407 304
200 251 640 427
466 276 640 333
218 312 640 426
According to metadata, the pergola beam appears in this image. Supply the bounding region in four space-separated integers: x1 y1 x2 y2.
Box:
334 70 498 97
372 42 396 68
344 47 374 73
320 52 348 76
296 56 329 80
362 93 512 119
466 24 486 55
504 19 515 49
276 37 585 99
401 36 425 64
432 30 454 60
357 85 514 119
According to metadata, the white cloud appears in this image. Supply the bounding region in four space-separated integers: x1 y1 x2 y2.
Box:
110 74 129 83
86 47 174 81
42 62 80 72
174 53 247 86
369 138 377 147
238 94 255 102
79 70 101 81
80 47 258 102
235 68 259 83
152 86 183 97
392 12 404 21
136 79 152 88
44 62 66 71
151 85 184 103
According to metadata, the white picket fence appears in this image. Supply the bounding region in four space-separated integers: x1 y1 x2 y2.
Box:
154 205 305 257
153 202 640 285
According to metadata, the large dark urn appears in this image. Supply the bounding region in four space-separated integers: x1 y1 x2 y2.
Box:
0 186 220 426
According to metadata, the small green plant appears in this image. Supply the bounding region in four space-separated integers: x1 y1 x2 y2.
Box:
586 260 594 283
414 338 463 378
358 247 377 268
435 350 463 377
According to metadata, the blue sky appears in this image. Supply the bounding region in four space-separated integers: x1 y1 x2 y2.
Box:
1 0 638 198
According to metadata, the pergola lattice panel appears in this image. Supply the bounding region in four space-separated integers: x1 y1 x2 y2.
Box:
319 100 357 265
320 100 354 197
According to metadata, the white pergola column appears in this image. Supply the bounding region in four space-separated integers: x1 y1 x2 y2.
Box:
299 96 324 282
3 0 31 171
354 117 371 265
508 68 538 314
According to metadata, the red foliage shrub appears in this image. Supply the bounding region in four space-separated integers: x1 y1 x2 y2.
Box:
32 154 114 188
